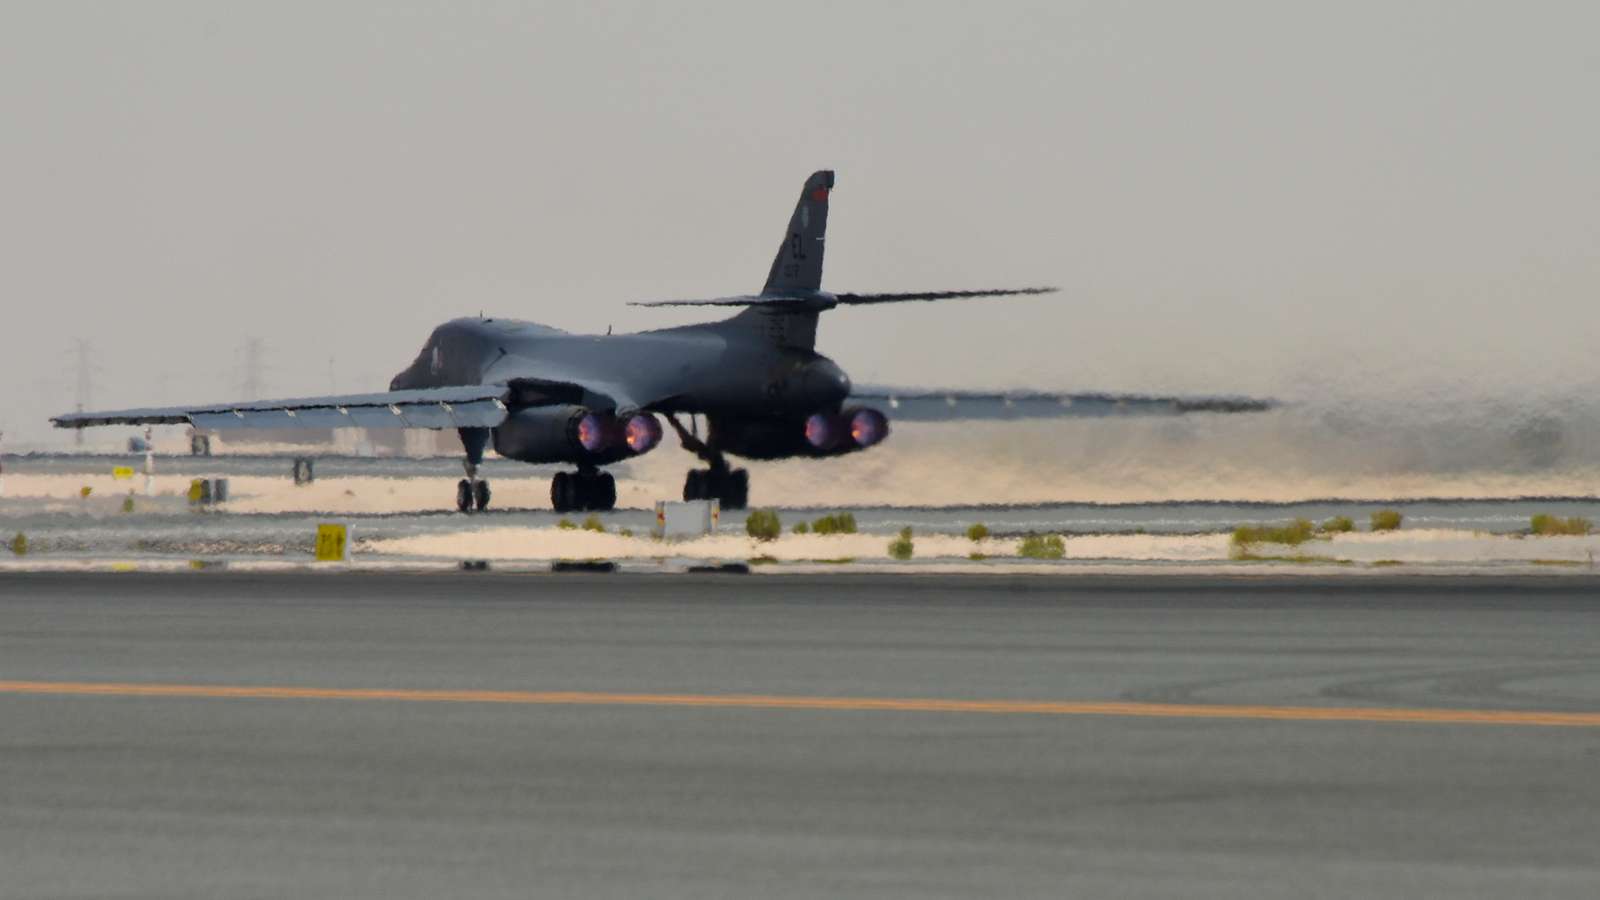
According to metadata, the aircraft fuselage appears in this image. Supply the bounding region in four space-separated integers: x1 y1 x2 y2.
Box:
389 316 855 461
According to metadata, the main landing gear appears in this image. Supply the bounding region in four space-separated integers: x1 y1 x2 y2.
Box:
667 414 749 510
551 467 616 513
683 465 748 509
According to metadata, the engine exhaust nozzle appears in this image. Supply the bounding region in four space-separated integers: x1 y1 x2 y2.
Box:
624 413 662 454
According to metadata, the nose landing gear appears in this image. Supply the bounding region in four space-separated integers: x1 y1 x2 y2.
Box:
456 476 491 513
457 427 492 513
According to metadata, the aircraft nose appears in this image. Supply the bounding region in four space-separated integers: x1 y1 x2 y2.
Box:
803 359 852 406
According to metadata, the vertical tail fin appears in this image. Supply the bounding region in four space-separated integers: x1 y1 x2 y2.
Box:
762 170 833 295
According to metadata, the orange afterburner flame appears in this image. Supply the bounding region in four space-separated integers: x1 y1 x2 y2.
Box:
804 413 836 449
849 408 888 448
624 414 662 453
576 413 607 452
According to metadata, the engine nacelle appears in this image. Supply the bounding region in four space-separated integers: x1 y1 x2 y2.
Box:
711 407 890 460
805 407 889 453
494 406 662 464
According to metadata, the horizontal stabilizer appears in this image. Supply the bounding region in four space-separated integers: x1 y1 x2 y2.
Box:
630 286 1057 309
52 385 511 431
628 294 796 309
849 388 1277 421
833 286 1057 305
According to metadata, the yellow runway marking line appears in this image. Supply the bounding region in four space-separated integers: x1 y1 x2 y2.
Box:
0 680 1597 727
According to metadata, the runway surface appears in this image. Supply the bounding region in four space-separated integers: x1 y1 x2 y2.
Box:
2 573 1598 898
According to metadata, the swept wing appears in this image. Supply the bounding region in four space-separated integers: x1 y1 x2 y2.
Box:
51 385 511 431
849 387 1276 421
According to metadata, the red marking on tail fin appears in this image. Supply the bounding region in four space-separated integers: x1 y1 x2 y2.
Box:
811 187 830 202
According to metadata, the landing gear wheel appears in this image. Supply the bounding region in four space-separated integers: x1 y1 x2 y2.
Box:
551 472 573 513
681 468 749 509
551 470 616 513
456 479 473 513
474 479 491 512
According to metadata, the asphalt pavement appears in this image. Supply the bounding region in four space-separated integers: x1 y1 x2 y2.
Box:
2 573 1598 898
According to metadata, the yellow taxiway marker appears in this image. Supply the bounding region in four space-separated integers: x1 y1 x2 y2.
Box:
0 680 1597 727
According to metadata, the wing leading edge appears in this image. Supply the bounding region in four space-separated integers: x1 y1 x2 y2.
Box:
849 388 1277 421
51 385 511 431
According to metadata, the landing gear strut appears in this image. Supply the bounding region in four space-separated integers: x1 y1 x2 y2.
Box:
457 427 491 513
667 415 749 510
551 467 616 513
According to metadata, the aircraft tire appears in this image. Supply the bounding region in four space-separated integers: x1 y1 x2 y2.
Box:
725 469 749 510
596 473 617 511
456 479 473 513
551 472 572 512
474 479 491 512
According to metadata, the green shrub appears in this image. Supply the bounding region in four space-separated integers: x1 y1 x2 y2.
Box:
581 515 606 533
9 532 26 556
1231 519 1316 548
792 521 810 534
1319 516 1354 534
1018 533 1066 560
556 518 576 530
812 512 857 535
618 528 634 538
888 526 914 560
121 494 136 514
1530 514 1592 536
966 522 991 542
745 509 782 542
1370 509 1403 532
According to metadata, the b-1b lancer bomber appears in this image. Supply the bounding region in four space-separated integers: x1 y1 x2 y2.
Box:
53 171 1273 512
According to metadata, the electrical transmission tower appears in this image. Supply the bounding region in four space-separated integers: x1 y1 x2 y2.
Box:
241 338 264 401
72 339 93 447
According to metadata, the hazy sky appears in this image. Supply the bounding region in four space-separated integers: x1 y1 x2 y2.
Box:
3 1 1598 444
